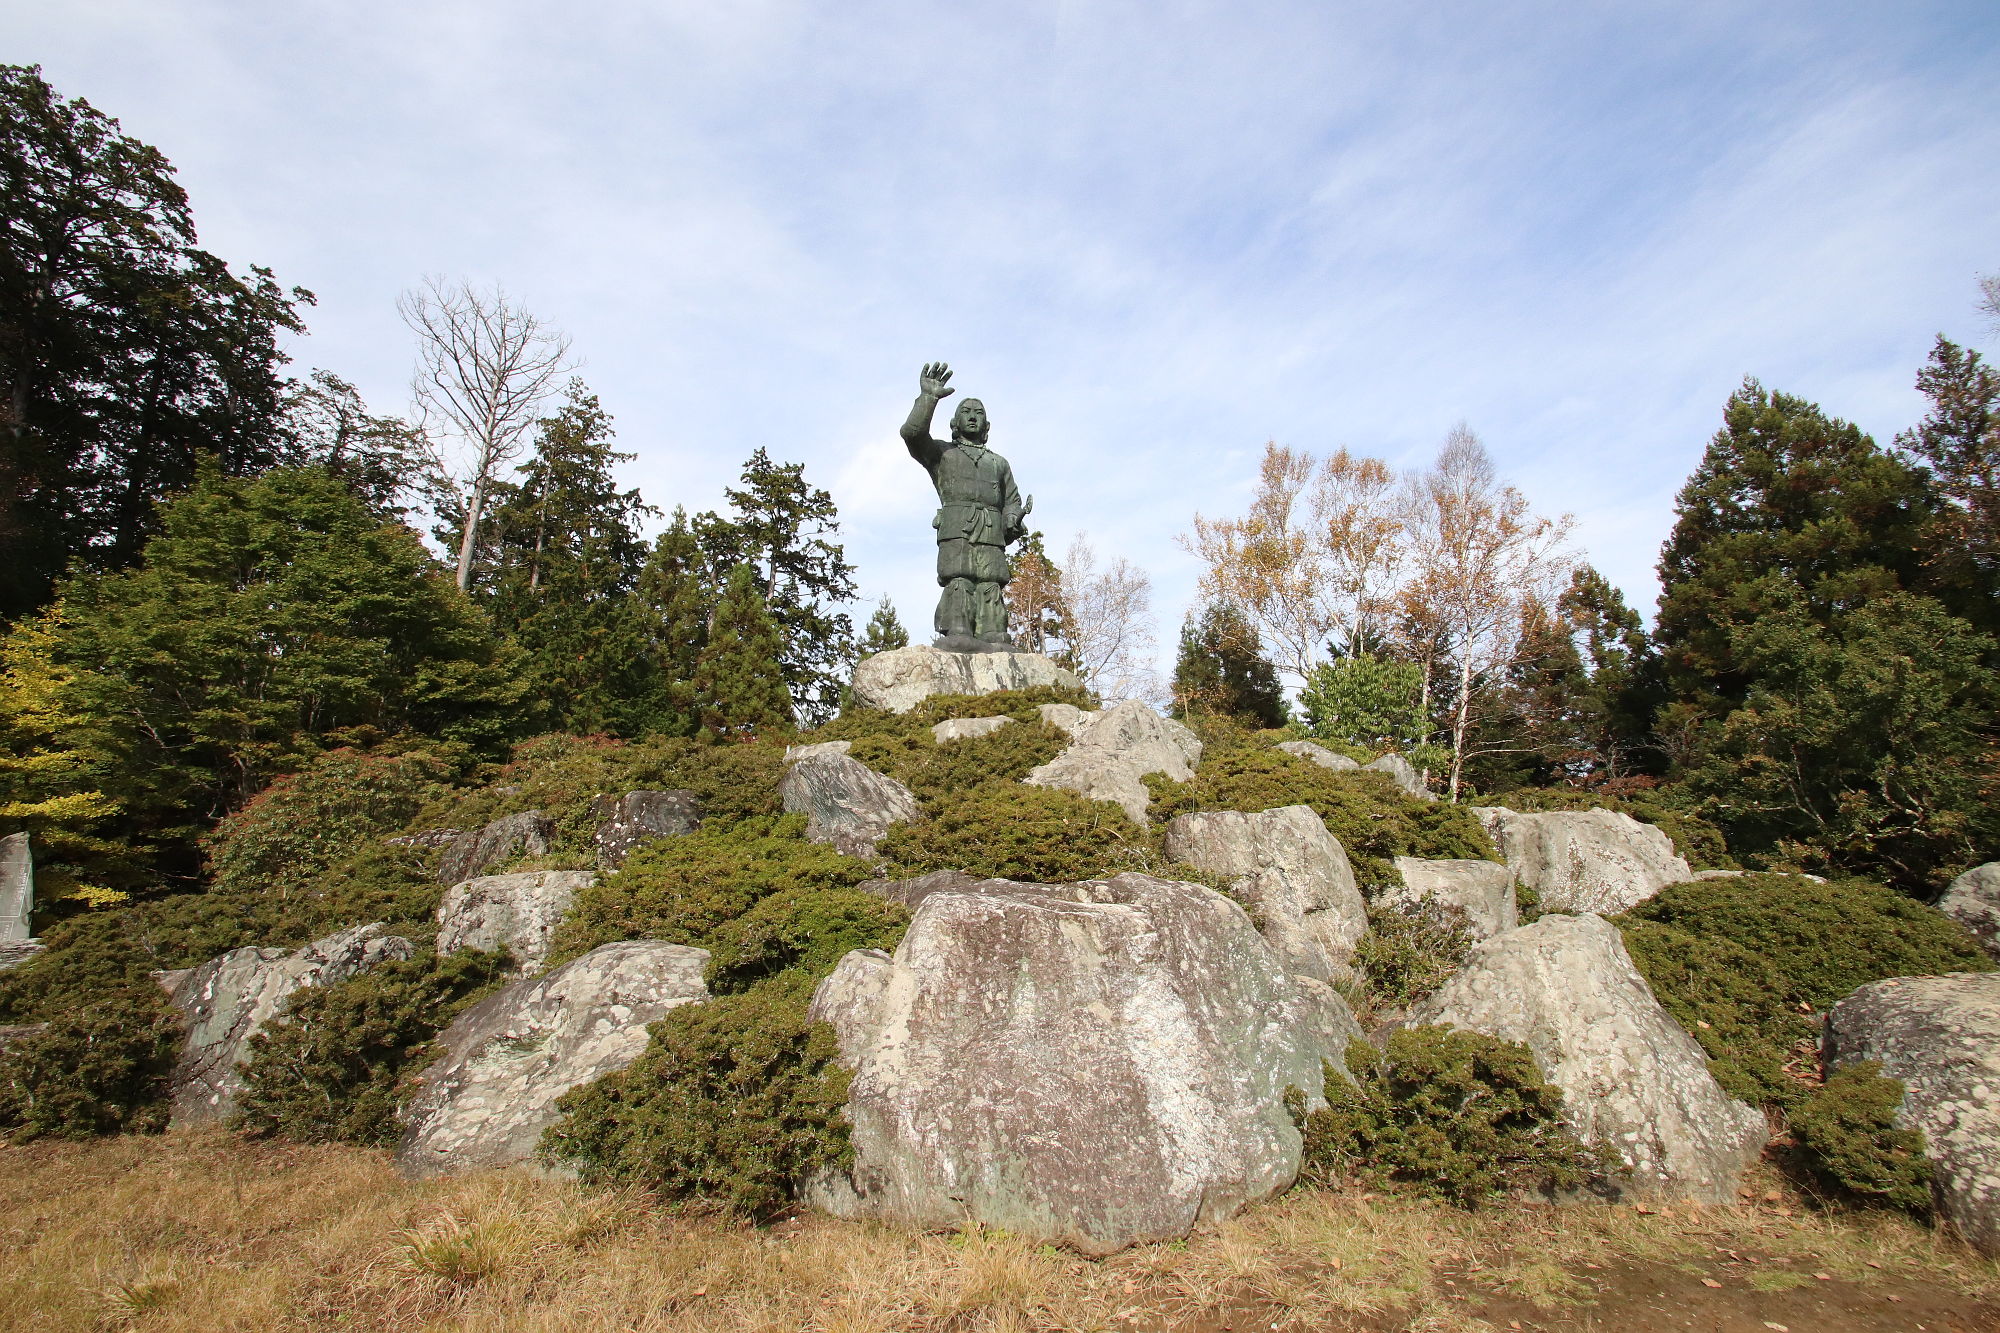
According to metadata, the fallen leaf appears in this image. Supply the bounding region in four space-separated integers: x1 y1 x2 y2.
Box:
1815 1272 1832 1281
1764 1323 1790 1331
1701 1278 1723 1288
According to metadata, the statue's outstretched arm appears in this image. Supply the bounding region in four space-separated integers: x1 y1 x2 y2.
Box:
901 362 955 458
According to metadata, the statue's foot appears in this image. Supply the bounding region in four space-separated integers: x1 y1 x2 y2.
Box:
931 634 1014 654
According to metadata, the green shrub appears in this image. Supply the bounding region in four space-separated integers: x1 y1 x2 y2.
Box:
1621 874 1994 1011
1789 1062 1933 1216
1615 919 1813 1109
815 688 1097 746
844 720 1072 809
1353 901 1475 1009
233 948 512 1145
1291 1029 1605 1206
205 747 455 902
0 992 180 1140
547 815 869 965
1491 785 1734 870
1146 742 1495 889
880 780 1153 883
703 887 910 994
542 972 851 1216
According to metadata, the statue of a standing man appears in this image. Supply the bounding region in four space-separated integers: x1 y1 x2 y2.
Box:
901 362 1032 650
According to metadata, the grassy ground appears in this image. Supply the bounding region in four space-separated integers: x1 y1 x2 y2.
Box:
1 1132 1994 1332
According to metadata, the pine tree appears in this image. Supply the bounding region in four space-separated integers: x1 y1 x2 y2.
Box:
634 511 711 736
1004 531 1070 657
1171 601 1285 727
1898 336 2000 590
693 565 791 738
695 450 857 725
861 598 909 656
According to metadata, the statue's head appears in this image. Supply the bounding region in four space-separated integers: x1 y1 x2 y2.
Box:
951 398 989 444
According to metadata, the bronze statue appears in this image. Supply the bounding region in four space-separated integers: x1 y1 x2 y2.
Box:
901 362 1032 651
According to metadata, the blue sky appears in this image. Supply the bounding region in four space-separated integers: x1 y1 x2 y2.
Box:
10 1 1999 673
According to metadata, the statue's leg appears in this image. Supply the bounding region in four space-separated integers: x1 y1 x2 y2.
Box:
969 543 1013 645
935 539 976 641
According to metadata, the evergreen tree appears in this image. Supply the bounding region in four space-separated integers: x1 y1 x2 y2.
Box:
861 598 909 656
693 565 791 738
0 65 310 619
1655 380 1938 712
480 383 658 734
1899 336 2000 586
1004 531 1070 657
275 370 430 518
634 511 710 737
695 450 857 725
29 466 523 880
1171 601 1286 727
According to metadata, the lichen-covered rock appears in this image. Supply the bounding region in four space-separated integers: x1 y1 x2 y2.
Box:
1276 739 1360 772
0 831 32 943
932 715 1014 743
435 810 555 886
857 868 985 908
784 739 852 762
163 923 414 1126
1162 805 1367 981
435 870 595 974
1024 699 1203 824
1410 913 1765 1204
1037 703 1099 737
396 940 710 1177
807 872 1351 1255
0 942 45 974
1388 857 1517 939
1824 973 2000 1255
852 644 1084 714
779 748 922 859
590 790 699 868
1473 807 1690 915
1364 752 1429 800
1940 864 2000 961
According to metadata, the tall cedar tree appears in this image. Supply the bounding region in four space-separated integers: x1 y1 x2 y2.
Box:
0 65 310 619
693 565 792 738
695 450 857 726
481 383 659 735
1898 336 2000 595
634 511 710 736
861 598 910 655
1171 601 1286 727
27 467 523 882
275 370 430 518
1655 380 1938 712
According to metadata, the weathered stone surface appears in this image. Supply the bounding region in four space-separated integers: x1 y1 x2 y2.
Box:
163 924 414 1126
0 832 31 942
1162 806 1367 982
1824 973 2000 1255
435 810 555 886
785 740 852 762
1388 857 1517 939
0 942 45 974
807 872 1351 1255
932 715 1014 743
1365 752 1430 800
1940 864 2000 961
389 827 463 851
1472 807 1690 915
1024 700 1203 824
435 870 595 974
590 790 699 868
1410 914 1765 1203
1276 740 1360 772
852 644 1084 714
1038 703 1098 737
398 940 710 1178
857 869 985 909
780 748 922 859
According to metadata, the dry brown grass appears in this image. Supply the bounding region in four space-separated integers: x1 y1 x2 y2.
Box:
0 1131 1993 1332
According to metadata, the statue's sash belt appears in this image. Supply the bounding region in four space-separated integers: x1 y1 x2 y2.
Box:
933 502 1005 545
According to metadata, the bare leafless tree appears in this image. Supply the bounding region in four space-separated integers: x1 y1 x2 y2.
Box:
398 277 574 590
1060 532 1160 703
1979 270 2000 337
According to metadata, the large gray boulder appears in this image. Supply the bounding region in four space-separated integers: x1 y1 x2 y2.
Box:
807 872 1355 1255
163 923 414 1126
591 790 699 869
435 810 555 886
932 715 1013 743
398 940 710 1178
1388 857 1517 939
1162 805 1368 982
1365 752 1430 800
779 747 922 859
852 644 1084 714
1024 699 1203 824
1276 740 1361 772
1940 864 2000 960
857 868 984 909
1473 807 1690 915
435 870 595 974
1410 913 1765 1204
1824 973 2000 1255
0 832 31 942
1037 703 1098 737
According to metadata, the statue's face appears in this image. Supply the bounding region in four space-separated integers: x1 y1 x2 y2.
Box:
953 399 989 441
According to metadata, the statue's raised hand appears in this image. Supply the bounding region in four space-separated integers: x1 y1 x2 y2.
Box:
919 362 955 400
